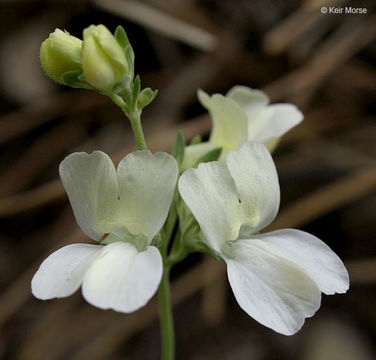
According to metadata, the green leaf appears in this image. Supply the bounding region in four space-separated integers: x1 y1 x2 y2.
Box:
193 147 222 167
172 130 185 164
137 88 158 109
62 70 91 89
190 134 202 145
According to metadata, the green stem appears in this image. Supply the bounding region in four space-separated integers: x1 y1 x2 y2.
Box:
158 266 175 360
129 111 147 150
162 191 178 247
166 229 188 267
110 87 147 151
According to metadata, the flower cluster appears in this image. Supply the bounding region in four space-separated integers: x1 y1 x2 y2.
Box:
40 25 157 119
32 24 349 337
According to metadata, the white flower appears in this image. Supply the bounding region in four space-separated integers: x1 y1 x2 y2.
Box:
32 150 178 313
183 86 303 168
178 142 349 335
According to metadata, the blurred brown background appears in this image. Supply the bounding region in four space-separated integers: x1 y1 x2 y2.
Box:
0 0 375 359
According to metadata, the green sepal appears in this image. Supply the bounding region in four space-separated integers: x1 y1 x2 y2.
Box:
132 75 141 108
172 130 185 165
196 240 223 261
137 88 158 110
177 199 200 243
178 211 222 260
110 93 126 109
166 228 189 266
190 134 202 145
169 229 182 255
191 230 222 260
193 147 222 167
151 232 163 248
114 26 130 50
125 47 135 79
61 70 92 89
115 25 134 78
102 226 148 252
175 197 222 261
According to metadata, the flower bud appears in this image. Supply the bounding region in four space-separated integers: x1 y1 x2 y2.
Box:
40 29 83 84
137 88 158 110
82 25 129 93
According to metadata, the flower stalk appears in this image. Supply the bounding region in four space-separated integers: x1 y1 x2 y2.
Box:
128 108 147 151
158 267 175 360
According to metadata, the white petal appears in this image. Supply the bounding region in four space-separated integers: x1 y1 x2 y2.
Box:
249 103 303 143
226 85 269 118
82 242 162 313
178 161 242 251
59 151 119 240
198 89 248 151
182 142 217 170
31 244 102 300
257 229 349 294
225 239 321 335
116 151 178 241
226 142 280 233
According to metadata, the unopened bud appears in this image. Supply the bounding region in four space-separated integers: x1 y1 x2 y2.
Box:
137 88 158 109
82 25 129 93
40 29 82 84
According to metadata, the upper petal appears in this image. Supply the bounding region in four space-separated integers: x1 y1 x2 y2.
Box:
82 242 163 313
198 89 248 151
226 85 269 118
116 150 178 241
226 142 280 233
59 151 120 240
178 161 242 251
256 229 349 295
225 239 321 335
249 103 303 143
31 244 102 300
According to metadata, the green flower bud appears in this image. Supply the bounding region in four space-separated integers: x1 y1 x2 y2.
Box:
40 29 83 84
137 88 158 110
82 25 129 93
